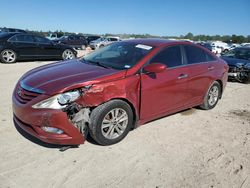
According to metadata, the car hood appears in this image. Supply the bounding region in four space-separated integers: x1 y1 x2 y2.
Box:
221 56 250 66
20 59 125 95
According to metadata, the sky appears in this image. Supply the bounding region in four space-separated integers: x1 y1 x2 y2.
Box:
0 0 249 36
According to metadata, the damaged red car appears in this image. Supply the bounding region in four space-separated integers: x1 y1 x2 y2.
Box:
12 39 228 146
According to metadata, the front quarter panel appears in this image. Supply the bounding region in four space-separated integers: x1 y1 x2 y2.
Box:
77 74 141 119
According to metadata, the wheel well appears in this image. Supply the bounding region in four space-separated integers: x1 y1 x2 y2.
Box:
216 79 223 98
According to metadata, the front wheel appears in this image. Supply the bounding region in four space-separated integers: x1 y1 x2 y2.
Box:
89 100 133 145
200 81 221 110
62 49 75 60
0 49 17 64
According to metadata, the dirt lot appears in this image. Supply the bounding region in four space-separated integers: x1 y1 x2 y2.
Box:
0 57 250 188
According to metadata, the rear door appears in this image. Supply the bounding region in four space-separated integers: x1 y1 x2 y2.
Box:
8 34 39 58
183 45 216 105
140 45 189 120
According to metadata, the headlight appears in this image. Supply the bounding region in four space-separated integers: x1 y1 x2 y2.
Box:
57 90 80 105
32 90 81 109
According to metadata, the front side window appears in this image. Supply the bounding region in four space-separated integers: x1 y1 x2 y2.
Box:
34 36 50 44
150 46 182 68
83 42 154 70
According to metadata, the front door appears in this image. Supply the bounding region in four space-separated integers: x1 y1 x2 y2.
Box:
140 45 189 120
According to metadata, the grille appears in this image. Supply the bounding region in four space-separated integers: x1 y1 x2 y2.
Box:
15 85 41 104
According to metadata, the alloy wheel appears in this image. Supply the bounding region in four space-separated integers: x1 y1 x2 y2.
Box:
62 49 75 60
1 50 16 63
208 85 219 106
101 108 129 140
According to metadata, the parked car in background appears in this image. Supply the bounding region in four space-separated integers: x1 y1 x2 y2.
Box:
201 43 222 54
211 41 230 52
86 35 101 45
12 39 228 146
0 27 27 33
0 33 77 63
221 47 250 83
241 43 250 47
46 33 64 40
54 35 88 49
89 36 120 49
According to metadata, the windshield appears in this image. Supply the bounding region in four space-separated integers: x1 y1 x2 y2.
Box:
223 48 250 60
83 42 154 70
58 36 68 40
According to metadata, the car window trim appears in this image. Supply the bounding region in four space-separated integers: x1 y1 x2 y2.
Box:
7 34 36 43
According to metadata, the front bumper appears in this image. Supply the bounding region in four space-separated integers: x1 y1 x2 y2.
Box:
12 87 85 145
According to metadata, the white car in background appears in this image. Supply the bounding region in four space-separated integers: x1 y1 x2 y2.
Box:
89 36 121 49
211 41 230 52
211 45 222 54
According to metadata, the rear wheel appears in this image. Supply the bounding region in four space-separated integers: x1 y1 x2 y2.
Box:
89 100 133 145
62 49 75 60
200 81 221 110
0 49 17 64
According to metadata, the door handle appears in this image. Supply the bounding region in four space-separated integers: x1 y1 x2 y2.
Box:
208 66 215 70
178 74 188 79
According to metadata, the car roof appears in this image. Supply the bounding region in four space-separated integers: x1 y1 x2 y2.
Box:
124 38 193 47
0 32 19 39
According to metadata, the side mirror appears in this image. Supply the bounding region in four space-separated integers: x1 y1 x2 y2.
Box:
143 63 167 73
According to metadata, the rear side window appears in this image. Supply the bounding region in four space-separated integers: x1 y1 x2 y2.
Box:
150 46 182 68
206 53 216 61
14 35 34 43
184 45 207 64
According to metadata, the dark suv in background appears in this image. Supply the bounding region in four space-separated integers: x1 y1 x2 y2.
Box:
54 35 88 49
86 35 101 45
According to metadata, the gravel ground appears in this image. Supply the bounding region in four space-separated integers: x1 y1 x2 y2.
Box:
0 56 249 188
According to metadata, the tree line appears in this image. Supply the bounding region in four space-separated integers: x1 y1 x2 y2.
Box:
27 29 250 44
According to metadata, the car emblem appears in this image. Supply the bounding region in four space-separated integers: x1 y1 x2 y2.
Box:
17 87 23 97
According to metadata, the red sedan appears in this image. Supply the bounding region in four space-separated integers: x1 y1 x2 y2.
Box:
12 39 228 146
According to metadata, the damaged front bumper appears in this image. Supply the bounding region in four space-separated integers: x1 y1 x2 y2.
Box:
228 65 250 82
12 92 88 145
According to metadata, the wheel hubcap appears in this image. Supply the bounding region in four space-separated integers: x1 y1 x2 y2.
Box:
63 50 74 60
208 86 219 106
2 50 15 63
101 108 128 139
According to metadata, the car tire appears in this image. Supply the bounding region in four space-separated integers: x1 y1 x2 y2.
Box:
99 44 104 48
200 81 221 110
89 100 133 145
0 49 17 64
62 49 76 60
